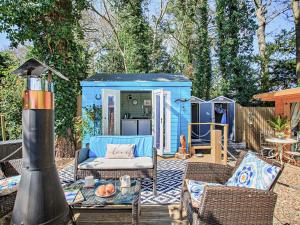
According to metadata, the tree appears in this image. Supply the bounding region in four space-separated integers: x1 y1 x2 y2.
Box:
253 0 269 91
215 0 257 105
0 51 23 140
292 0 300 83
267 29 297 89
165 0 212 99
89 0 152 73
166 0 196 76
193 0 212 100
0 0 89 157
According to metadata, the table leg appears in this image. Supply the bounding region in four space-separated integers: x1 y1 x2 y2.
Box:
278 144 283 164
68 205 77 225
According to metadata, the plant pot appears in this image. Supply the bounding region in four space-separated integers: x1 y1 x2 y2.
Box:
275 131 285 139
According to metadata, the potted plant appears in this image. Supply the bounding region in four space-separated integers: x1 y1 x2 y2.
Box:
268 115 289 138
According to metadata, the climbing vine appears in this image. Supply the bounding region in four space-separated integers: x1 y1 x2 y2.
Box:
0 0 89 156
193 0 212 100
215 0 257 105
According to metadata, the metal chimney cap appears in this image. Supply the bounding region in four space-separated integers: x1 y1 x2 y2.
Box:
12 58 69 81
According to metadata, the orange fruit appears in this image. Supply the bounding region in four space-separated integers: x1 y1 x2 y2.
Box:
106 183 115 195
97 185 106 196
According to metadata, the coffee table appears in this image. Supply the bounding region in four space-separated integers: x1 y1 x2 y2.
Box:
66 179 141 225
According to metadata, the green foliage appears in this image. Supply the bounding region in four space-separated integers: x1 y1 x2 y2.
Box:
267 29 296 90
0 0 89 140
0 51 23 139
96 43 125 73
110 0 152 73
166 0 212 99
268 115 288 132
215 0 257 105
193 0 212 100
166 0 196 76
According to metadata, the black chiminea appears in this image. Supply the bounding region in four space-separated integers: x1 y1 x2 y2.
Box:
11 58 70 225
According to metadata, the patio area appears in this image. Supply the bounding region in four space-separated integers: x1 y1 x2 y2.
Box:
1 155 299 225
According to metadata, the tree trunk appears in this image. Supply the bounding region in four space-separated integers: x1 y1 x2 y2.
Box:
254 0 269 91
292 0 300 84
55 136 75 158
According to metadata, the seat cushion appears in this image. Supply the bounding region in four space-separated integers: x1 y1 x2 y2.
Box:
78 157 153 170
186 180 223 208
0 175 21 196
226 151 281 190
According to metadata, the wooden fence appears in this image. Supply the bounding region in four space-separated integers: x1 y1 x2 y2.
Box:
235 104 275 151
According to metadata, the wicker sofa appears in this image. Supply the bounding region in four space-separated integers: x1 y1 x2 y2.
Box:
0 159 22 218
74 135 157 195
180 151 283 225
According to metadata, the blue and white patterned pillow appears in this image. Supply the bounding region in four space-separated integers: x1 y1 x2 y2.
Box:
0 175 21 196
226 152 280 190
187 180 222 207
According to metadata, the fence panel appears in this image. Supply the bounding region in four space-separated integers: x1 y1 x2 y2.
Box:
235 104 275 151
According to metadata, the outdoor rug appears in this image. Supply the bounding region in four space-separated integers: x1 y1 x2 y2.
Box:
58 160 186 204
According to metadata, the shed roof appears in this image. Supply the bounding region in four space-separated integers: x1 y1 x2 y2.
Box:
253 87 300 101
84 73 190 82
190 96 205 103
209 96 235 103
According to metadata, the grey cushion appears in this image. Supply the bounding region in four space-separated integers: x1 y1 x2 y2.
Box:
78 157 153 170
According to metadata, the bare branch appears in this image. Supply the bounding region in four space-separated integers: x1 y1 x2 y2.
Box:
152 0 169 50
89 1 128 72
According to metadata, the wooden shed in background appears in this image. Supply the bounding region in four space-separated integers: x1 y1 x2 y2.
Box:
253 87 300 119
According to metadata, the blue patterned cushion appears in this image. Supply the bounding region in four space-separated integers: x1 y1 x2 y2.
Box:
187 180 223 207
0 175 21 196
226 152 281 190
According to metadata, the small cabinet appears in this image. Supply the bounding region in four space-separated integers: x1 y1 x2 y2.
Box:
121 120 138 135
138 119 151 135
121 119 151 135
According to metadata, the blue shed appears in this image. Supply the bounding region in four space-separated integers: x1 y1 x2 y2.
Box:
194 96 236 142
80 73 192 156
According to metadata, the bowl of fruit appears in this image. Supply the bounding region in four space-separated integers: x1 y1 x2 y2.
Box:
95 183 116 198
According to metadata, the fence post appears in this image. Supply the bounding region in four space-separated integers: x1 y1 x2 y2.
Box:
188 124 193 156
0 115 6 141
223 124 228 164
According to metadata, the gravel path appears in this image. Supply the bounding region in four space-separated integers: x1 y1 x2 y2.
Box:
273 164 300 225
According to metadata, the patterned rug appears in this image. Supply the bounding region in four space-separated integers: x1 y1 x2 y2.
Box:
58 160 186 205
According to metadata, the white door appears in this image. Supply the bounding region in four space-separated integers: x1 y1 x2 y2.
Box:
152 89 171 155
102 89 120 135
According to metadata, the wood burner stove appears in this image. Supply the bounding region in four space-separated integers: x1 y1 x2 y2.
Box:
11 58 71 225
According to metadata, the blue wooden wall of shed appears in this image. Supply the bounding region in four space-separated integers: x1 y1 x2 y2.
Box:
81 81 191 155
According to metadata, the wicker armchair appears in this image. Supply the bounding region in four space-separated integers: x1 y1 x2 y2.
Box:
180 151 283 225
0 159 23 217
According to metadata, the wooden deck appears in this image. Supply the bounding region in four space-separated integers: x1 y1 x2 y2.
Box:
0 205 188 225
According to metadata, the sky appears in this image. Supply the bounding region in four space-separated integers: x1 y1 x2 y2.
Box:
0 32 11 50
0 1 295 51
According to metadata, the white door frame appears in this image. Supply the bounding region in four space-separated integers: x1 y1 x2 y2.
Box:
102 89 120 135
152 89 171 155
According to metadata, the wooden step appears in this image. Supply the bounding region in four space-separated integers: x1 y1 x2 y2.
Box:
191 145 212 150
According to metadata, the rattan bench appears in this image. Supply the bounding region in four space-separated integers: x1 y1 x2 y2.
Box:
0 159 22 217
